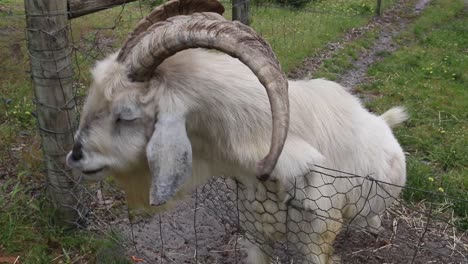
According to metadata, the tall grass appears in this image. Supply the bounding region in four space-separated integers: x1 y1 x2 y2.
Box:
362 0 467 226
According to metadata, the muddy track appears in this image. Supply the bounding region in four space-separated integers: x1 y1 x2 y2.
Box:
289 0 432 92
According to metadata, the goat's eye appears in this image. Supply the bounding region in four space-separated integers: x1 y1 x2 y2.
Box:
115 116 138 124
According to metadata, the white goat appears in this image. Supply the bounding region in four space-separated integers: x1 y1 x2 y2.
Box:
66 0 407 263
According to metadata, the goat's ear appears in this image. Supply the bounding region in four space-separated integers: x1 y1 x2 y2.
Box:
146 113 192 206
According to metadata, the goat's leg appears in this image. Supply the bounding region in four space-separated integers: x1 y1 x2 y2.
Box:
289 208 343 264
241 235 274 264
308 215 342 264
366 214 385 235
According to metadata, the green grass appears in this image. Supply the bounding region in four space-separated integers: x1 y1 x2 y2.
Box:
3 0 465 261
314 29 380 80
364 0 467 224
0 176 131 263
315 0 467 226
0 2 145 262
250 0 396 71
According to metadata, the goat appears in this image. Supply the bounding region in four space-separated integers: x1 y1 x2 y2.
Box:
66 0 408 263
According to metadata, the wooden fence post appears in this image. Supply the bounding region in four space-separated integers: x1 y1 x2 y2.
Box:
376 0 382 16
232 0 250 25
25 0 84 226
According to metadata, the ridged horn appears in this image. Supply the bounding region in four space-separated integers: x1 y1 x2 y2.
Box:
126 12 289 180
116 0 225 62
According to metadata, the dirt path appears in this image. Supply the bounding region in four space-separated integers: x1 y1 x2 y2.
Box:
289 0 432 93
337 0 430 90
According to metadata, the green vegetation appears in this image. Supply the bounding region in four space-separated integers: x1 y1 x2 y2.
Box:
252 0 314 9
251 0 396 71
313 29 380 80
1 0 466 262
316 0 467 226
0 1 149 263
365 0 467 224
0 177 130 263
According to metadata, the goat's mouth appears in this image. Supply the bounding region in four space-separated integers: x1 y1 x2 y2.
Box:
82 167 105 175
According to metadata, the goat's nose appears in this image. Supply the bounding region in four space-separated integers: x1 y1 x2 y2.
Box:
71 142 83 161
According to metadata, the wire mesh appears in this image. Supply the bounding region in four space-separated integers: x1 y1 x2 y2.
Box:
74 169 468 263
4 0 465 263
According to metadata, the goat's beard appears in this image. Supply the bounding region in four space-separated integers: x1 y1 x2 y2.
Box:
113 166 181 216
114 168 152 210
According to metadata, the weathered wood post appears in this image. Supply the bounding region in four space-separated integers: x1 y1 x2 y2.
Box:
232 0 250 25
25 0 83 226
376 0 383 16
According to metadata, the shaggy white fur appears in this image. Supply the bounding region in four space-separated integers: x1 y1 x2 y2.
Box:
69 48 408 263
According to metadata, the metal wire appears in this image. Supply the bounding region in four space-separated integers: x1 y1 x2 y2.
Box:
14 0 467 263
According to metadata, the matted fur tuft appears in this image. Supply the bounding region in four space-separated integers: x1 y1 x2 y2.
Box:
380 106 409 128
91 52 145 100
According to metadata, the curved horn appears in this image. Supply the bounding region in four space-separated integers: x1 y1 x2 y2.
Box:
117 0 225 62
126 13 289 180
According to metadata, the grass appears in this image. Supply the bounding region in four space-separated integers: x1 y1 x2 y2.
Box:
1 0 465 262
250 0 396 71
316 0 467 226
313 28 380 80
0 2 149 263
0 176 131 263
1 0 388 261
364 0 467 225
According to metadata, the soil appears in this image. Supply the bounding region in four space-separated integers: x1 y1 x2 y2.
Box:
288 0 427 95
103 176 467 264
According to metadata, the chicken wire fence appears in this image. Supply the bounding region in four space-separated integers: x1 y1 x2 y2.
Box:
79 167 468 263
2 0 464 263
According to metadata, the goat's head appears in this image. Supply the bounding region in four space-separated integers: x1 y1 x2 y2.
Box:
66 0 290 206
